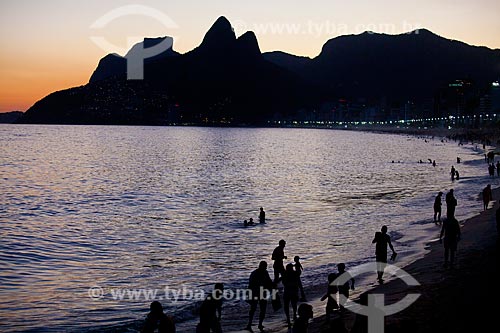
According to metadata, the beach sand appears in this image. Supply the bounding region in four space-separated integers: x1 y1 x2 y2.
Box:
304 188 500 333
225 188 499 333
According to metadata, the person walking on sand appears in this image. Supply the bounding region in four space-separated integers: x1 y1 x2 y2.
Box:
142 301 176 333
488 163 495 177
246 261 274 332
483 184 492 210
281 263 300 328
446 189 457 219
372 226 397 283
450 166 456 181
292 303 313 333
197 283 224 333
272 240 287 283
439 217 461 268
434 192 443 224
336 263 355 311
320 273 339 322
259 207 266 224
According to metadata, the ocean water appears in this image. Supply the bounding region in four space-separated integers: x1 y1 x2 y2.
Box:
0 125 497 332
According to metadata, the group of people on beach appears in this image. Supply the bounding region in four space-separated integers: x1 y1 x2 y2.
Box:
140 223 399 333
140 138 499 333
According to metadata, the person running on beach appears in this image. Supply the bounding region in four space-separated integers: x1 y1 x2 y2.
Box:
292 303 313 333
372 226 397 283
320 273 339 322
259 207 266 224
197 284 223 333
246 261 274 332
434 192 443 224
272 240 287 282
281 263 300 327
439 217 461 268
483 184 492 211
450 166 456 181
142 301 176 333
446 189 457 219
336 263 355 311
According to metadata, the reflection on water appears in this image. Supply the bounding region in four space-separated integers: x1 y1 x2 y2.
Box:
0 125 493 332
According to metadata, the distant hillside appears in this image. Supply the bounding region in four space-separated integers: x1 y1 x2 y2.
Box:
0 111 24 123
265 29 500 100
17 19 500 125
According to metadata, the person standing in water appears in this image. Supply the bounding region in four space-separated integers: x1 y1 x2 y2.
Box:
450 166 456 181
272 240 287 283
294 256 307 301
372 226 396 283
434 192 443 224
259 207 266 224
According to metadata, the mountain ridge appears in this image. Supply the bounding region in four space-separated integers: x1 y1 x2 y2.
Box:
18 16 500 125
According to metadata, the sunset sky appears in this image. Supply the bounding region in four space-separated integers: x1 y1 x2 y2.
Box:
1 0 499 112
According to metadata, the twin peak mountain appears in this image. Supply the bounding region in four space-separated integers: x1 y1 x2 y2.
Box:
19 16 500 125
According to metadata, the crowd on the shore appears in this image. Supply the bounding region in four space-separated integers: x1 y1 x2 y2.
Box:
139 136 499 333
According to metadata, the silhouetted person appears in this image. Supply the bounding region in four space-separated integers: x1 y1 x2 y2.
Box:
483 184 492 210
142 301 176 333
320 273 339 322
244 220 248 227
457 157 461 163
446 189 457 219
439 217 461 268
455 170 460 180
197 283 223 333
450 166 456 181
292 303 313 333
246 261 274 332
336 263 354 310
280 263 300 327
372 225 396 283
259 207 265 224
272 240 287 282
489 163 495 177
433 160 436 167
434 192 443 224
497 161 500 177
294 256 306 301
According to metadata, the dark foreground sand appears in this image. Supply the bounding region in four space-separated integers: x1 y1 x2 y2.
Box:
302 188 500 333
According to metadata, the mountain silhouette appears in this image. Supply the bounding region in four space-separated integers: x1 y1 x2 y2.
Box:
265 29 500 101
89 37 179 83
18 18 500 125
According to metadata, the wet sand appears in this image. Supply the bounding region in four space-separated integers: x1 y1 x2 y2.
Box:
304 188 500 333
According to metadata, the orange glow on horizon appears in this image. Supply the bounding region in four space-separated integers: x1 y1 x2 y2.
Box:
1 0 499 113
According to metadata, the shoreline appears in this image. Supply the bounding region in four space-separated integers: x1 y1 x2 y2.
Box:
300 187 499 333
220 132 499 333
